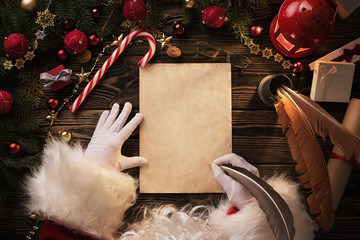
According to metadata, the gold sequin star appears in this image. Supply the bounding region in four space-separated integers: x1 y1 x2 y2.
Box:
33 40 38 49
244 38 254 47
282 60 292 70
24 51 36 61
75 67 91 84
14 58 25 69
249 44 261 55
36 9 56 29
273 53 284 63
3 60 13 70
261 47 273 59
111 34 124 47
157 33 173 49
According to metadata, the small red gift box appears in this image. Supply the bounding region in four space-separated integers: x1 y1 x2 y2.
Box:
47 65 72 91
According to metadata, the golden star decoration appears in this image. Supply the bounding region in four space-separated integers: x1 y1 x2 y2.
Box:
282 60 292 70
273 53 284 63
157 34 173 49
24 51 36 61
36 8 56 29
249 44 261 55
111 34 124 47
46 109 59 127
244 38 254 47
261 47 273 59
14 58 25 69
3 60 13 70
75 67 91 84
33 40 38 49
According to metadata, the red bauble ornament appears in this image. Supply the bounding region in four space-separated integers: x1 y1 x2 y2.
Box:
250 26 263 37
92 8 101 19
123 0 147 22
9 143 21 155
173 22 185 35
202 5 225 29
89 34 100 46
47 98 59 110
292 61 304 73
57 49 69 61
64 30 88 54
63 20 73 31
0 90 13 114
3 33 29 58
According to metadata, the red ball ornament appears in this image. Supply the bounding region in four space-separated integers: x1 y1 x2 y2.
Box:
9 143 21 155
92 8 101 19
89 34 100 46
250 26 263 37
3 33 29 58
0 90 13 114
292 61 304 74
57 49 69 61
202 5 225 29
47 98 59 110
173 22 185 35
63 20 73 31
64 30 88 54
123 0 147 22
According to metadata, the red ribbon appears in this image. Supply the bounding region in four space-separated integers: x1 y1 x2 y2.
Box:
330 152 359 170
331 44 360 62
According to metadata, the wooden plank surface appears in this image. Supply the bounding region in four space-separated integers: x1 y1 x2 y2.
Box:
1 2 360 239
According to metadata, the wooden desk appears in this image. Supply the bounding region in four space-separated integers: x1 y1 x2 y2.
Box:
1 3 359 239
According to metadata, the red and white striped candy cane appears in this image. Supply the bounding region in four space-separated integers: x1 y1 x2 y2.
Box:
70 30 156 113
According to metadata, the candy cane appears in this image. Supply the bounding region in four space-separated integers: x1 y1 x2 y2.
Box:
70 30 156 113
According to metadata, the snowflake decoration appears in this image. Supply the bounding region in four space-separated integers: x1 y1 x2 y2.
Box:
273 53 284 63
249 44 261 55
262 47 273 59
35 30 47 40
24 51 36 61
36 9 56 29
14 58 25 69
282 60 292 69
3 60 13 70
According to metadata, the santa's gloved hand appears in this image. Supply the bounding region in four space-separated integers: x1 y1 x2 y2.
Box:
85 102 146 171
212 153 259 209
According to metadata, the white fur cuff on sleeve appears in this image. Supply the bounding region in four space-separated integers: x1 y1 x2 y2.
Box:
25 140 137 239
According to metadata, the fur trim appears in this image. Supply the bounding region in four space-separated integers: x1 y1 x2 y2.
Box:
208 174 317 240
25 140 137 240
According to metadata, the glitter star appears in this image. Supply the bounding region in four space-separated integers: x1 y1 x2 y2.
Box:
14 58 25 69
249 44 261 55
282 60 292 70
24 51 36 61
36 9 56 29
244 37 254 47
33 40 38 49
75 67 91 84
3 60 13 70
273 53 284 63
35 30 46 40
157 33 173 49
111 34 124 47
261 47 273 59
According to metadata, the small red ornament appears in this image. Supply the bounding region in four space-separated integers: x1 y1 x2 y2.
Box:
123 0 147 22
47 98 59 110
173 22 185 35
292 61 304 74
250 26 263 37
9 143 21 155
3 33 29 58
227 206 240 215
64 30 88 54
202 5 225 29
0 90 13 114
63 20 73 31
89 34 100 46
92 8 101 19
57 49 69 61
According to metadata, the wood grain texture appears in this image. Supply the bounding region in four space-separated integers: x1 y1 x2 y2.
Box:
1 2 359 239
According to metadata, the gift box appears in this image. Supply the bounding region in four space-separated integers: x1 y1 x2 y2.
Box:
41 65 72 91
334 0 360 19
309 37 360 71
310 61 355 102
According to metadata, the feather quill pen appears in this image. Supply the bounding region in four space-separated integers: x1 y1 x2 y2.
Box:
274 93 334 230
221 165 295 240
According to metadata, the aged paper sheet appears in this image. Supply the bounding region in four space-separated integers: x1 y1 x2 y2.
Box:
139 63 232 193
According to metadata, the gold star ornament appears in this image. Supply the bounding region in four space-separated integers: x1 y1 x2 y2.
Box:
157 34 173 49
249 44 261 55
261 47 273 59
3 60 13 70
36 9 56 29
273 53 284 63
75 67 91 84
14 58 25 69
282 60 292 70
24 51 36 61
111 34 124 47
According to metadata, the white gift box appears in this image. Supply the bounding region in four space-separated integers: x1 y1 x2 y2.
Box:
334 0 360 19
310 61 355 102
309 37 360 71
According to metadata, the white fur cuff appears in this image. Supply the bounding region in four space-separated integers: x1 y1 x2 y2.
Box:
25 140 137 239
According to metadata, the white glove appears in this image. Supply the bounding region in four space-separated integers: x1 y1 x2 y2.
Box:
212 153 259 209
85 102 147 171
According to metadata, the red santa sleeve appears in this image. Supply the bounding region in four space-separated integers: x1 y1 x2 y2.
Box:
25 140 137 240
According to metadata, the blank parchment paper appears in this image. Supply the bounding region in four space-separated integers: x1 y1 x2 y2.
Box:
139 63 232 193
